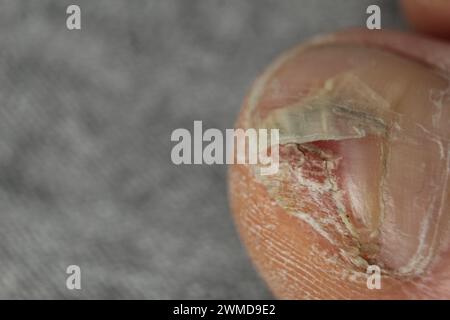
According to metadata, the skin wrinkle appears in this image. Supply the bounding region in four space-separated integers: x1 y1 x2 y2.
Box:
242 199 355 299
241 201 334 298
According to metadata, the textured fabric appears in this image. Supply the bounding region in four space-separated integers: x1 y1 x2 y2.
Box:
0 0 404 299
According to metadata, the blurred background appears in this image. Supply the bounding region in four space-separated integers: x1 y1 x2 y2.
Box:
0 0 405 299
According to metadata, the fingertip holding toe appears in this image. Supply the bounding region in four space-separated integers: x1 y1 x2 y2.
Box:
228 30 450 299
401 0 450 40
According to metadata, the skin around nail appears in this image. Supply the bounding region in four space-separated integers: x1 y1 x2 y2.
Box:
228 30 450 299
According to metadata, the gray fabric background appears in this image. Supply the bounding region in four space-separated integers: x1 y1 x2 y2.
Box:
0 0 405 299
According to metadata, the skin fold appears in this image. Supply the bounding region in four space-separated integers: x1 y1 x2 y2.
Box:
228 28 450 299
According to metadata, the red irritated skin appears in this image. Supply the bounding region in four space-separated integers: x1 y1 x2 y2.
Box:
228 29 450 299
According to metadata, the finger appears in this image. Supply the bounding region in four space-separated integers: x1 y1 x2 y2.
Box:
229 29 450 299
401 0 450 39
